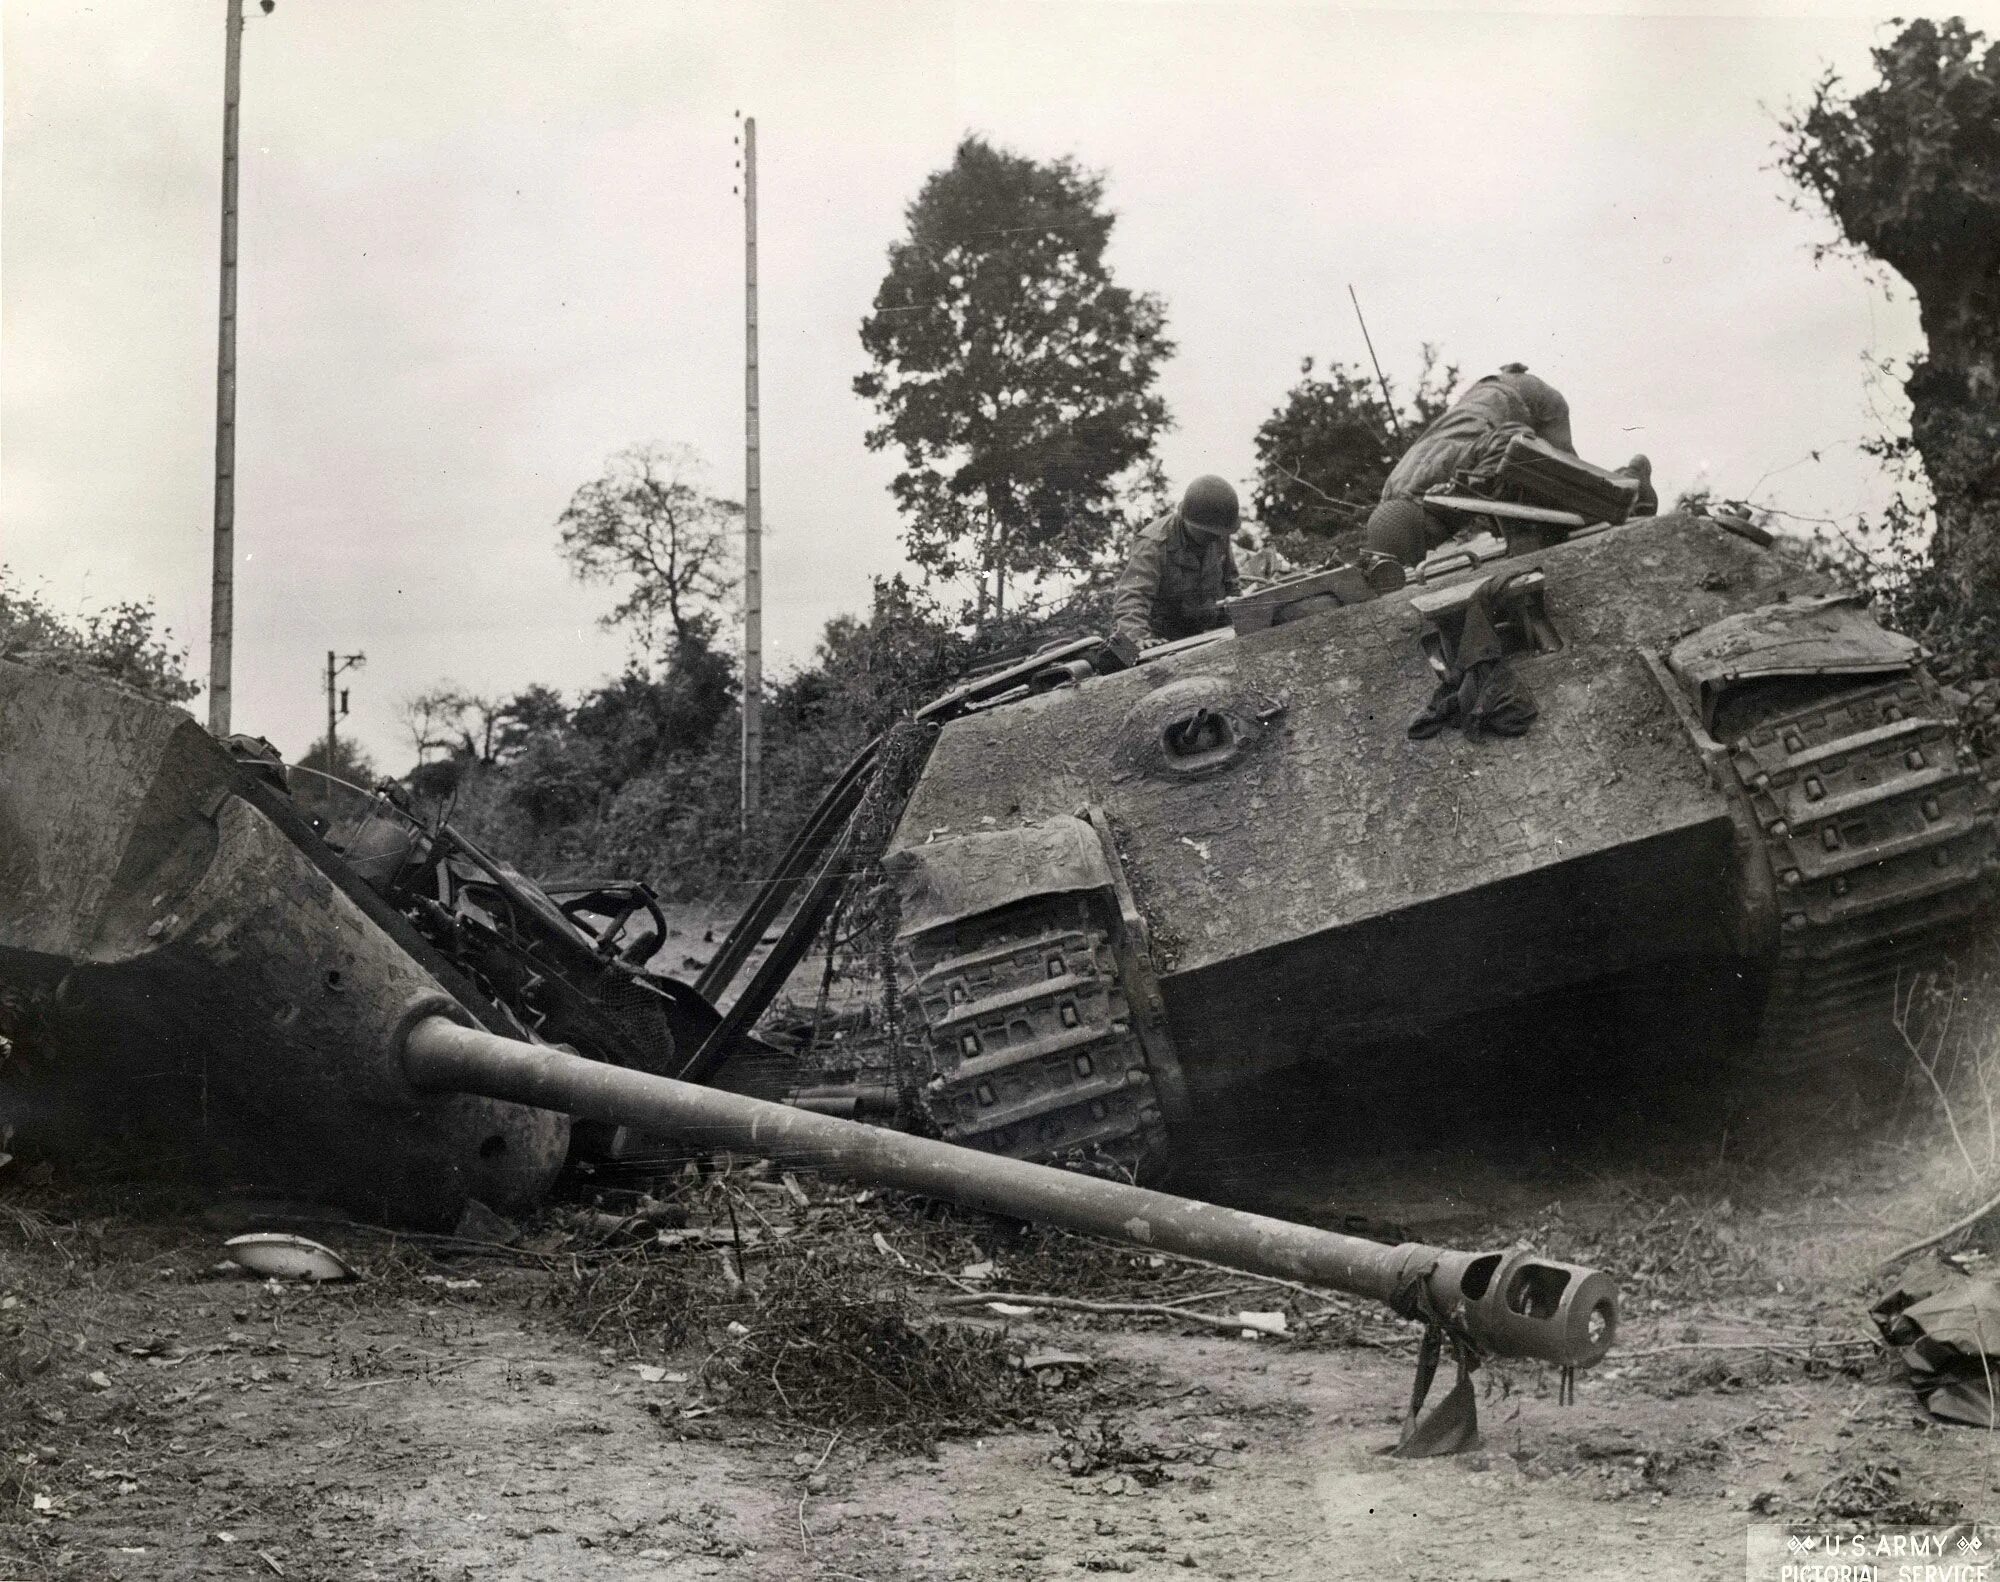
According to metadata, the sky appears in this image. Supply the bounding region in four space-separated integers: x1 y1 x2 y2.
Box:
7 0 1998 770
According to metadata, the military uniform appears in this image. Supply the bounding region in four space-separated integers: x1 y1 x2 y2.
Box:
1382 368 1575 504
1111 509 1242 644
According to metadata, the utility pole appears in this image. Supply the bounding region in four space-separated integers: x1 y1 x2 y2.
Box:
208 0 247 736
737 113 764 825
325 650 364 768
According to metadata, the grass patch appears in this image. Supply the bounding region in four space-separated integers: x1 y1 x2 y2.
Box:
697 1242 1037 1452
548 1171 1178 1450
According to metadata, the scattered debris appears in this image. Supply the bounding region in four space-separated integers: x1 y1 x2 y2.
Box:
1812 1458 1963 1525
698 1245 1038 1452
1874 1262 2000 1426
1049 1417 1181 1487
941 1289 1293 1338
0 1161 1995 1576
453 1199 521 1247
1023 1350 1094 1374
221 1233 355 1282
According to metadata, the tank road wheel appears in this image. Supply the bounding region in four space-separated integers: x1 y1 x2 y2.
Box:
895 894 1173 1178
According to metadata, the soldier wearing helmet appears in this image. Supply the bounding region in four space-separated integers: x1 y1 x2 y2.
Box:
1111 476 1243 648
1363 364 1653 573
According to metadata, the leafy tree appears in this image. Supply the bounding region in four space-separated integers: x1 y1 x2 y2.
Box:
399 685 568 769
571 641 737 785
0 568 200 704
405 756 469 804
501 731 603 832
1251 348 1459 548
855 135 1174 622
459 695 509 763
558 443 741 651
399 685 485 765
1780 17 2000 672
290 734 380 829
775 576 970 744
295 734 377 785
493 684 570 763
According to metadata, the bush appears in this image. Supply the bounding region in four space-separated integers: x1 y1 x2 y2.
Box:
0 570 199 704
427 575 1055 904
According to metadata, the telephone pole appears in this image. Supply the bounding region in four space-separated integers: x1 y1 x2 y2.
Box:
738 114 764 825
325 651 364 767
208 0 247 735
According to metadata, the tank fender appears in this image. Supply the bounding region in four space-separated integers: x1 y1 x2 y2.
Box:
885 818 1115 940
1666 594 1919 732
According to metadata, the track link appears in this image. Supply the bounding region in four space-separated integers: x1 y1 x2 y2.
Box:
1725 674 2000 1075
895 895 1170 1173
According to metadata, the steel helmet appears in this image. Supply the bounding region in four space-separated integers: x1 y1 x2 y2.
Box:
1180 475 1240 536
1362 498 1441 567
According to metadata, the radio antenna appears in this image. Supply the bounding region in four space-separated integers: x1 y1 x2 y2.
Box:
1348 283 1404 445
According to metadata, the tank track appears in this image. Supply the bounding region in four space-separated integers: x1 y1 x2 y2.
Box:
1725 673 2000 1077
896 894 1171 1174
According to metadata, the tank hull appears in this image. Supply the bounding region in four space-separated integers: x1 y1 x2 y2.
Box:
887 515 2000 1167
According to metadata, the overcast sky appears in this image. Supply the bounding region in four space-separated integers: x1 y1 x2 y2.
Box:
7 0 1997 769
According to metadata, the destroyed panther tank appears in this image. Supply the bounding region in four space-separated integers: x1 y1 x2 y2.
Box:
883 510 2000 1173
0 656 1621 1405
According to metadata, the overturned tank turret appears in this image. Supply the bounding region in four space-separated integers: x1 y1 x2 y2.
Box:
0 662 570 1226
884 512 2000 1172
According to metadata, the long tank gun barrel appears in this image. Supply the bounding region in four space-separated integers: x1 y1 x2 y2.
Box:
403 1013 1617 1370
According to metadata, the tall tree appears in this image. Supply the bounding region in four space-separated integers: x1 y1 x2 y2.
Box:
1251 349 1459 547
557 444 741 651
571 650 737 784
856 136 1174 621
1780 18 2000 668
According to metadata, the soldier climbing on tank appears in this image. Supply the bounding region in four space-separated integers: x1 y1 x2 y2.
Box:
1111 475 1243 648
1360 364 1656 575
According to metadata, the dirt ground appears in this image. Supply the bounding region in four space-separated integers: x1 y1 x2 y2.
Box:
5 1116 1998 1582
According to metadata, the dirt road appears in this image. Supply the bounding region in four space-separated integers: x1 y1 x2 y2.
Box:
4 1137 1994 1582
